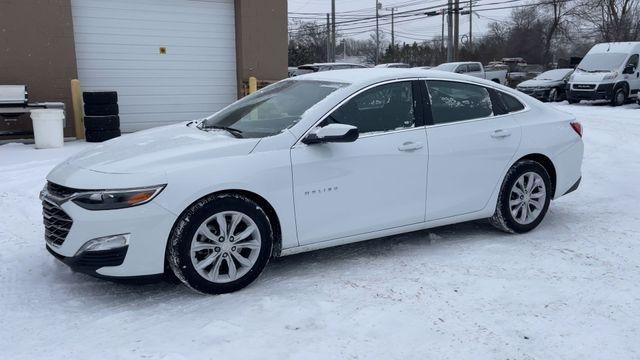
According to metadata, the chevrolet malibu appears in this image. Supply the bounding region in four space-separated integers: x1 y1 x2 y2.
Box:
42 69 583 294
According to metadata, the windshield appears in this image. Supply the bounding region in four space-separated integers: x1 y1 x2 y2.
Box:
536 69 572 80
577 53 627 72
200 80 348 138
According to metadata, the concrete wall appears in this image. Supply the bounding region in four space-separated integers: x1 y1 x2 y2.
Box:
235 0 288 96
0 0 78 137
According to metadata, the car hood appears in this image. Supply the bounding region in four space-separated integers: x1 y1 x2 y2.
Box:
518 79 562 88
62 123 261 175
570 71 616 83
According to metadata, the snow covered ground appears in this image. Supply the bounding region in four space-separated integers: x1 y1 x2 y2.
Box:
1 102 639 359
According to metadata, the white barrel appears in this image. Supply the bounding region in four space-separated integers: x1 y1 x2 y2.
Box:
30 109 65 149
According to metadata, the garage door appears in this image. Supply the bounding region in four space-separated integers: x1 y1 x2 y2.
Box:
71 0 237 132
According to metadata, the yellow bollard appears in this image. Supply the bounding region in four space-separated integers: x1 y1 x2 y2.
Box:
248 76 257 94
70 79 85 140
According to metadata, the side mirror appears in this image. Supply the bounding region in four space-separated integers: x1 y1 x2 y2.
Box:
623 64 636 74
302 124 359 145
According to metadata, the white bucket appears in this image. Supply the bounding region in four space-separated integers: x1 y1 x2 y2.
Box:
30 109 65 149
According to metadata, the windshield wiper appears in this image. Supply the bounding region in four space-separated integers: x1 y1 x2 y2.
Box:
201 125 244 138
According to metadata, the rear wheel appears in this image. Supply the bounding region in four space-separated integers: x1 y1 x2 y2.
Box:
490 160 552 233
168 194 273 294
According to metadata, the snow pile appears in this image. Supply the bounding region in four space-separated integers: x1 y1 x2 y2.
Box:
1 102 639 359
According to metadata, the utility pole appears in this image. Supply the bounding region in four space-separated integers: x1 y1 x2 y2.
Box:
447 0 453 62
453 0 459 61
344 40 347 60
469 0 473 51
331 0 336 62
441 9 445 55
385 7 396 62
375 1 380 65
326 13 331 62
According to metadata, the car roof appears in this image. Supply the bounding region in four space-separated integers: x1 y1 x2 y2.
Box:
589 42 640 53
300 62 366 67
438 61 480 65
292 68 501 89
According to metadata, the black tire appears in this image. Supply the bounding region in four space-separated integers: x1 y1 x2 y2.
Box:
85 129 121 143
548 88 562 102
168 193 273 294
83 91 118 105
611 86 627 106
84 103 119 116
489 160 552 234
84 115 120 131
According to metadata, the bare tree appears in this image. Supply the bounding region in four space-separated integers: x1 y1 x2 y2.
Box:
576 0 640 41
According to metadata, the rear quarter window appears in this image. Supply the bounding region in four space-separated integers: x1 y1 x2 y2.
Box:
498 92 525 112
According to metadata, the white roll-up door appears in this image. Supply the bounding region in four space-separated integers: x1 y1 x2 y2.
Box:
71 0 237 132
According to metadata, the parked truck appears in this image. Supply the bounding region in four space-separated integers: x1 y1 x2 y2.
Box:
567 42 640 106
433 62 508 85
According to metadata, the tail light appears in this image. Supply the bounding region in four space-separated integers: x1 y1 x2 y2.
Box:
570 122 582 137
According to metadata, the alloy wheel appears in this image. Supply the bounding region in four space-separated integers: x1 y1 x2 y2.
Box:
509 172 547 225
189 211 261 283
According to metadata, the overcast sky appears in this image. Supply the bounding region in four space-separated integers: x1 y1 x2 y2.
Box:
288 0 527 44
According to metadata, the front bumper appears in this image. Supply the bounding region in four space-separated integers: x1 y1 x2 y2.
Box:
568 83 614 101
518 88 552 100
42 189 178 278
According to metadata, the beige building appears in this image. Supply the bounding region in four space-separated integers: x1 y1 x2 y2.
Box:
0 0 287 137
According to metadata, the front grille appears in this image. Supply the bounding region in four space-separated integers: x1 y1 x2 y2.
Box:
47 181 79 199
573 84 596 90
42 200 73 246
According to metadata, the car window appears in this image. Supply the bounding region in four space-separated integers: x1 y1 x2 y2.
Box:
468 63 482 72
326 81 415 134
426 80 493 124
455 65 468 73
497 91 525 112
627 54 639 68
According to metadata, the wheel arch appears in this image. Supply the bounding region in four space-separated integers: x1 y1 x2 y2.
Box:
515 153 557 198
615 80 629 90
164 189 284 272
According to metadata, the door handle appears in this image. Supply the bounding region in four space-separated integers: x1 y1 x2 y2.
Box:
398 141 424 151
491 129 511 139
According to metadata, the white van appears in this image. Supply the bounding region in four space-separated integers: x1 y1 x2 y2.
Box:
568 42 640 106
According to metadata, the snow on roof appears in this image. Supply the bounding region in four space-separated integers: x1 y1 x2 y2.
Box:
589 42 640 54
291 68 501 89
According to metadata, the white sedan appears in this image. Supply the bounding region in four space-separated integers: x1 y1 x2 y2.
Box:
42 69 583 294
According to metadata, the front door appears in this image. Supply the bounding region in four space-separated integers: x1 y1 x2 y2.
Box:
291 81 428 245
625 54 640 96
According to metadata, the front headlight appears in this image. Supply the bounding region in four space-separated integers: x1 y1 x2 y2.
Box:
72 185 166 210
602 71 618 81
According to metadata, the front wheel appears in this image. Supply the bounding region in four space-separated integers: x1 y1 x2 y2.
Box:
490 160 552 233
548 88 563 102
168 194 273 294
611 87 627 106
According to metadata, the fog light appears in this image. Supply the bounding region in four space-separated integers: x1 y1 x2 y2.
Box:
75 234 130 256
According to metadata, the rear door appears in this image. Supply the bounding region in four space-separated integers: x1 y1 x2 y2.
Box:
423 80 522 220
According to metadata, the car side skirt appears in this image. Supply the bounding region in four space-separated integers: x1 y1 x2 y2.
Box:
279 209 493 257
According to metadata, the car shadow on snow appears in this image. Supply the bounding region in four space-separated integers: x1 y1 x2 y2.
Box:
47 219 512 300
47 208 582 303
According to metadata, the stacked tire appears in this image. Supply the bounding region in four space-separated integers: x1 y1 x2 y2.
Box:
83 91 121 143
